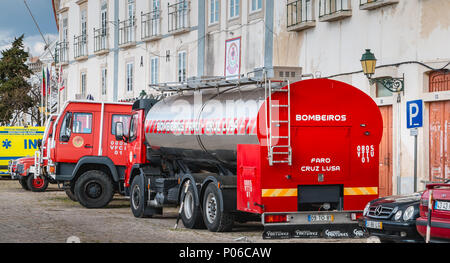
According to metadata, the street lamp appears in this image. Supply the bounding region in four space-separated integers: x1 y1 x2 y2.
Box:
360 49 404 93
361 49 405 195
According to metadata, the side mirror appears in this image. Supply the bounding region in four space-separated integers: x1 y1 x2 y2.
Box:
115 122 124 141
37 139 42 147
61 135 70 142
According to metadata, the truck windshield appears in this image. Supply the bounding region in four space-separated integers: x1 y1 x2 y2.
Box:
129 113 138 141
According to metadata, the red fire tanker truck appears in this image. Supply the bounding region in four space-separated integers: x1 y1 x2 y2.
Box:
49 101 132 208
115 71 383 238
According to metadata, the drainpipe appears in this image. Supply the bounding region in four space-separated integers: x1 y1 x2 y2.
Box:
113 0 119 102
197 0 205 77
264 0 274 77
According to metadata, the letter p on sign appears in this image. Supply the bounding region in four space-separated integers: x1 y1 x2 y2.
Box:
406 100 423 129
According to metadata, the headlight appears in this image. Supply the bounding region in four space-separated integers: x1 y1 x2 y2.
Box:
403 206 415 221
363 203 370 216
394 210 402 221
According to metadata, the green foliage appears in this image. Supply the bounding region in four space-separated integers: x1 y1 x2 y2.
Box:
0 35 34 125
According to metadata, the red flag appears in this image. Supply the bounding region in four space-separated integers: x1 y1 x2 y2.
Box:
59 65 65 91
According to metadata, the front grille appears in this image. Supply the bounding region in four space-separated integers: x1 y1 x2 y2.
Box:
367 205 394 219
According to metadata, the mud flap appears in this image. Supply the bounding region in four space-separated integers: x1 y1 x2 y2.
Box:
263 223 368 239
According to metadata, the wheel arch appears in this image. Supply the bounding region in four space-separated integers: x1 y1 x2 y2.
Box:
72 156 118 184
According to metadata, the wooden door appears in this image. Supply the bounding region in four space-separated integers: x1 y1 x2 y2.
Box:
429 100 450 181
379 106 393 197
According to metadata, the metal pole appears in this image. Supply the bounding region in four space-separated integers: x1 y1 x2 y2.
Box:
426 189 433 243
414 132 418 192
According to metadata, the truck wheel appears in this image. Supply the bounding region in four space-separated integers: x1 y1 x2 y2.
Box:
19 177 30 190
180 180 205 229
74 170 114 208
130 175 161 218
65 185 78 202
27 175 49 192
202 183 234 232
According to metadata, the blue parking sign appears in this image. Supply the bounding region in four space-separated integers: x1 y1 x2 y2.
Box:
406 100 423 128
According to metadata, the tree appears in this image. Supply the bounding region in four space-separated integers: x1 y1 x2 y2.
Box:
0 35 34 125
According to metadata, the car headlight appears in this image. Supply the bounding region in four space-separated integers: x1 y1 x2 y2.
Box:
394 210 402 221
403 206 415 221
363 203 370 216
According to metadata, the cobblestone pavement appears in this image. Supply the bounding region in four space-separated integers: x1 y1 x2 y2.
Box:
0 179 370 243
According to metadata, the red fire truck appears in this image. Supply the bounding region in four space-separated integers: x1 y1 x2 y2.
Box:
115 72 383 238
49 101 132 208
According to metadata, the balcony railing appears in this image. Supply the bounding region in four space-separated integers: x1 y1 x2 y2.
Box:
286 0 315 31
360 0 399 10
55 41 69 64
141 10 162 40
73 34 88 59
94 27 109 54
319 0 351 21
119 18 136 46
168 1 190 33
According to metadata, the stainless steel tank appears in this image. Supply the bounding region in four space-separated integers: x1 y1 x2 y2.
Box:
144 85 271 171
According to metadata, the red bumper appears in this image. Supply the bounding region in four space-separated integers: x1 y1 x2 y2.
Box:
416 217 450 241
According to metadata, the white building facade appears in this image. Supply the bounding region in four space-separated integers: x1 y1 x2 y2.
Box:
52 0 450 195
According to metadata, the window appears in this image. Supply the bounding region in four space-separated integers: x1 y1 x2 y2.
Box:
229 0 240 18
101 68 107 96
376 82 393 98
62 17 68 43
152 0 160 10
72 113 93 134
150 57 159 85
126 62 134 92
81 72 87 97
210 0 220 24
142 0 161 38
168 1 189 32
101 1 108 30
319 0 351 19
81 9 87 36
129 113 139 142
128 0 135 21
122 0 135 43
111 114 131 135
286 0 315 30
429 71 450 92
60 112 72 140
177 51 187 82
251 0 262 12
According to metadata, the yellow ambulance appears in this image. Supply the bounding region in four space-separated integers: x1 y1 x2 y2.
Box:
0 126 45 176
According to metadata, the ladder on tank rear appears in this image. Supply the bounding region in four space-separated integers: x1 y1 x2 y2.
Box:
265 77 292 166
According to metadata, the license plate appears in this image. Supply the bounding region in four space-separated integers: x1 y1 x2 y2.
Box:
308 214 334 222
435 201 450 211
365 220 383 230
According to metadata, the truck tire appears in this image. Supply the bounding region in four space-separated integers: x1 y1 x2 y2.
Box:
65 186 78 202
19 176 30 190
27 174 49 192
74 170 114 208
130 175 161 218
180 180 205 229
202 183 234 232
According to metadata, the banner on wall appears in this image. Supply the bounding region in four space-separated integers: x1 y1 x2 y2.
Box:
224 37 241 79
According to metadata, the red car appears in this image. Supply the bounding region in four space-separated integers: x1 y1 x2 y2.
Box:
416 183 450 242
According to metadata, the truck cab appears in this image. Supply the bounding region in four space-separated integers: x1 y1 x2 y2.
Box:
49 101 132 208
